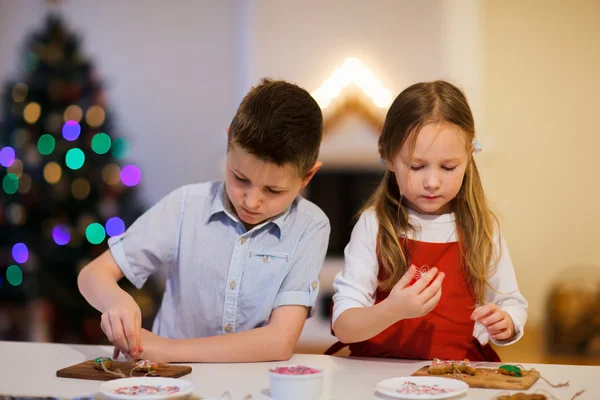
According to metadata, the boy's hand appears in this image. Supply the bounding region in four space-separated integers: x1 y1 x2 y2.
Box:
471 303 515 341
101 293 143 359
114 329 172 364
387 265 444 321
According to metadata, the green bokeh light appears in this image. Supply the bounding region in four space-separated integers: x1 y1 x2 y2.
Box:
37 134 56 155
2 173 19 194
111 138 131 159
86 223 106 244
91 133 111 154
6 265 23 286
65 148 85 170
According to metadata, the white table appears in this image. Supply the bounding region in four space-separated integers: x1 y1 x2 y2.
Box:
0 341 597 399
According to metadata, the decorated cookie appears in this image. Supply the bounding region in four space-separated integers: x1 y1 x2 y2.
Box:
428 358 453 375
428 358 476 375
456 359 477 375
498 365 522 377
134 359 159 373
93 357 113 370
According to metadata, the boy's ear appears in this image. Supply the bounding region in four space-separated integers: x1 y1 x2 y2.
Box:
300 161 322 188
226 126 230 136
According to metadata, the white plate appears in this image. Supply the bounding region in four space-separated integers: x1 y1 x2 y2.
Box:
375 376 468 399
100 377 194 400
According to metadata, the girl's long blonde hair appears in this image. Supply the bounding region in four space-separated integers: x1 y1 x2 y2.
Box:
366 80 499 303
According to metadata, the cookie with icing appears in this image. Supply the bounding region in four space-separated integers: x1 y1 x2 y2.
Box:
133 359 159 372
498 365 522 377
428 358 453 375
93 357 113 370
428 358 476 375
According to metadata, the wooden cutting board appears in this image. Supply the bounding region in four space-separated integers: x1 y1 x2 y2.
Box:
56 360 192 381
412 366 540 390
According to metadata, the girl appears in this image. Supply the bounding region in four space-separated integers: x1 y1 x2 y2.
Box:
327 80 527 361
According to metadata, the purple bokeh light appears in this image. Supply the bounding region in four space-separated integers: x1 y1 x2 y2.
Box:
105 217 126 237
12 242 29 263
62 120 81 141
0 146 16 167
52 225 71 245
120 165 141 187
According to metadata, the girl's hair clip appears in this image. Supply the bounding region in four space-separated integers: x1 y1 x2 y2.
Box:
379 157 386 166
472 139 482 155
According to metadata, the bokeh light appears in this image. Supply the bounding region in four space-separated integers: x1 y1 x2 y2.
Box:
52 225 71 245
24 52 39 72
111 138 131 159
105 217 125 237
23 102 42 124
62 120 81 141
0 146 16 167
45 112 63 133
86 105 105 127
12 83 28 102
72 178 91 200
6 265 23 286
2 173 19 194
120 165 141 187
7 159 23 177
64 105 83 122
102 164 121 185
37 134 56 155
12 129 29 148
6 203 26 225
17 173 32 194
12 243 29 263
91 133 111 154
85 222 106 244
65 148 85 170
43 162 62 184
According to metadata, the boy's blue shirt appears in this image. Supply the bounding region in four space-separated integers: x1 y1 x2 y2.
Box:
108 180 330 338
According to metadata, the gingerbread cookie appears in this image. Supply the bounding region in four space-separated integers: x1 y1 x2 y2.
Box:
495 394 546 400
93 357 113 370
428 358 476 375
133 359 159 373
498 365 522 377
428 358 453 375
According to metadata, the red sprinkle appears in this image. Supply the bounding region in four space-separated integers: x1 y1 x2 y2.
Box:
269 365 321 375
395 381 455 395
113 385 180 396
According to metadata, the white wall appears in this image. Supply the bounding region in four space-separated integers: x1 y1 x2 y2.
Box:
482 0 600 326
0 0 239 206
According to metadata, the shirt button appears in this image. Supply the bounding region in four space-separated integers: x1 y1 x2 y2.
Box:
263 255 269 262
311 281 318 290
240 236 247 244
225 324 232 333
229 280 236 289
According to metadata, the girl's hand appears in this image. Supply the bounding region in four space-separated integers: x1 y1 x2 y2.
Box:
471 303 516 341
387 265 445 321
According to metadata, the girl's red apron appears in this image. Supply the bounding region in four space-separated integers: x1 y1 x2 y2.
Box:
325 238 500 361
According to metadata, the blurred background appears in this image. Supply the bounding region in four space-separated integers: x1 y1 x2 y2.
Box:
0 0 598 365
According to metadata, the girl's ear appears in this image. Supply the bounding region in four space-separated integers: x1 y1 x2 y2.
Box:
383 158 395 172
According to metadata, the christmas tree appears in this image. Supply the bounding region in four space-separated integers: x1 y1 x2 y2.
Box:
0 15 159 343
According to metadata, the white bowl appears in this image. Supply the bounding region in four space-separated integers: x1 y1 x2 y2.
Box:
268 365 324 400
100 377 194 400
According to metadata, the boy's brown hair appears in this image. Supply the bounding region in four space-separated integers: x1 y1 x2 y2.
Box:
228 78 323 176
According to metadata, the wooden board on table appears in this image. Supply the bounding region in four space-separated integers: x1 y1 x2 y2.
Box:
411 366 540 390
56 360 192 381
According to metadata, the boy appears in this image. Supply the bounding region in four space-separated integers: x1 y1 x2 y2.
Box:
78 78 330 363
